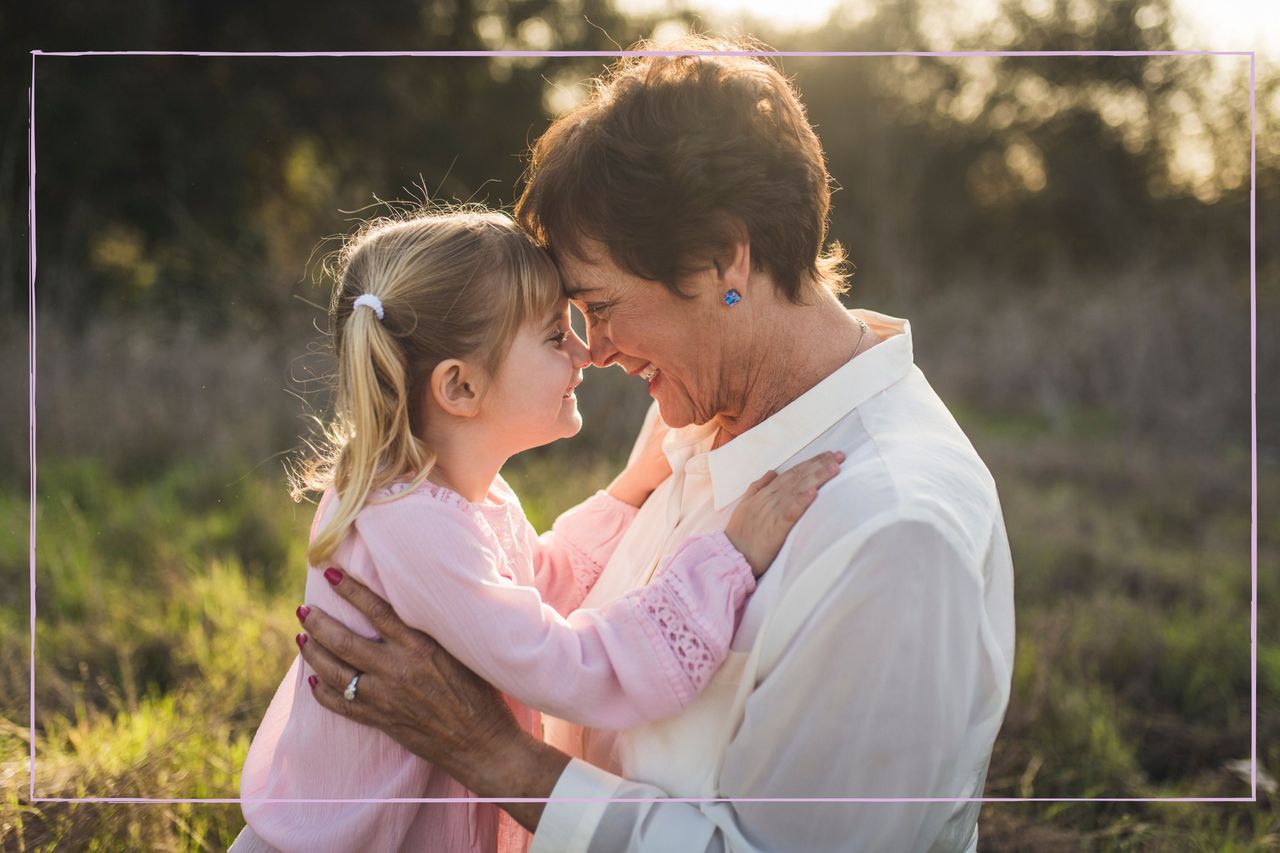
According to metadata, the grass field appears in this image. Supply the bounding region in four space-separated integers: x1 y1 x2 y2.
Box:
1 408 1275 850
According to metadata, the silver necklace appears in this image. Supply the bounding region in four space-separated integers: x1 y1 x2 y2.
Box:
852 316 869 357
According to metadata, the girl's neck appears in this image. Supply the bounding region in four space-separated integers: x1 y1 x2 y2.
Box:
422 427 509 505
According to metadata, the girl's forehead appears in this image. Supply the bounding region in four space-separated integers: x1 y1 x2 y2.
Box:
536 296 570 325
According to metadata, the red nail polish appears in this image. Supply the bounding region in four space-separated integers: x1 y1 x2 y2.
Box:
308 675 318 689
324 567 344 585
296 605 310 623
296 633 307 649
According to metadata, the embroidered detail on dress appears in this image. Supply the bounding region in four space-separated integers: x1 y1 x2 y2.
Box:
468 504 524 582
556 534 606 599
639 570 720 696
571 552 606 598
369 479 470 511
368 480 525 581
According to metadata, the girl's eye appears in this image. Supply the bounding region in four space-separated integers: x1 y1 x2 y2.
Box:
550 329 570 345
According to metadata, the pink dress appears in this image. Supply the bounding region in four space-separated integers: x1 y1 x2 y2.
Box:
235 475 754 853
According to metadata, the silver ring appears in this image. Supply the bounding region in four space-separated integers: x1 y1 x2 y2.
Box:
343 673 361 702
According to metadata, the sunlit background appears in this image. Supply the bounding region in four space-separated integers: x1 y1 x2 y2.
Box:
646 0 1280 54
718 0 1277 198
1 0 1276 849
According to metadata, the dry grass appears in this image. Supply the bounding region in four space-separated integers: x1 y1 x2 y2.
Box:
1 256 1275 849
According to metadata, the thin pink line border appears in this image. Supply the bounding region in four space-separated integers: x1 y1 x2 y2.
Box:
26 48 1259 807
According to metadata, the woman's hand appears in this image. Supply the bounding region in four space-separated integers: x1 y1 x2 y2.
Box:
724 450 845 577
295 571 570 829
606 408 673 507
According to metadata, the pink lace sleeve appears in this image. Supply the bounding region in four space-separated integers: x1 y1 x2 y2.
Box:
352 492 754 728
527 490 640 615
626 531 756 706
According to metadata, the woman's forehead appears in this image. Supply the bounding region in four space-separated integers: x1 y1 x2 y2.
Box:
561 257 645 306
555 237 623 284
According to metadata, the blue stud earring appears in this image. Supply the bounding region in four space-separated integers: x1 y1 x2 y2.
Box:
723 289 742 306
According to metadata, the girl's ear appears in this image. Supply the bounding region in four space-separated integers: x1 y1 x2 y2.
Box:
429 359 485 418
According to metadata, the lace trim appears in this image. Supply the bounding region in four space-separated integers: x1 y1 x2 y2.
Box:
473 504 526 583
549 493 629 599
371 477 512 512
369 478 470 511
562 536 606 599
637 569 721 704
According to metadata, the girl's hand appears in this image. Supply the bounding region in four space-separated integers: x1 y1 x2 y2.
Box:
724 450 845 577
607 410 673 507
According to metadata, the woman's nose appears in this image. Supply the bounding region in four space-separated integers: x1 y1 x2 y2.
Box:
585 324 619 368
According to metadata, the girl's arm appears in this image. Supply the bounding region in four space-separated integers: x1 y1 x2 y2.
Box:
357 498 737 728
517 407 671 614
353 452 841 730
523 489 640 616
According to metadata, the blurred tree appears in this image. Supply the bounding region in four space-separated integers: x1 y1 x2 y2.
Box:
2 0 1272 444
792 0 1272 292
0 0 663 328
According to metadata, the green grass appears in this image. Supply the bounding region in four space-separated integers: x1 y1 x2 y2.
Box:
1 428 1275 850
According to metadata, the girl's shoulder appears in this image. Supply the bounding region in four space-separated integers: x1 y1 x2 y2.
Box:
359 481 526 582
316 478 531 556
311 481 487 542
362 479 484 526
370 478 474 512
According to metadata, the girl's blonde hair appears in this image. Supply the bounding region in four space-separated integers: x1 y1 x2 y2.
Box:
292 207 562 566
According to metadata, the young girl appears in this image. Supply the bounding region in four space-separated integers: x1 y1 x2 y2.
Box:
233 208 842 853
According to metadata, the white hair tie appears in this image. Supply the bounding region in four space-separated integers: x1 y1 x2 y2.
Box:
353 293 385 321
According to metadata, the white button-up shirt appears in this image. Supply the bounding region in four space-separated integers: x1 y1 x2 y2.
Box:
531 314 1015 853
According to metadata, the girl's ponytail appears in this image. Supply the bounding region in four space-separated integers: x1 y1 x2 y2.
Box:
305 298 434 566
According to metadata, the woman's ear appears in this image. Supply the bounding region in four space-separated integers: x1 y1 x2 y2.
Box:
712 214 751 291
429 359 485 418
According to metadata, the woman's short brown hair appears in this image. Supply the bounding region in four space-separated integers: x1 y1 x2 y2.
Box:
515 35 848 303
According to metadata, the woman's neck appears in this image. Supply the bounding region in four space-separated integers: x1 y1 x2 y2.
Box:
711 298 868 450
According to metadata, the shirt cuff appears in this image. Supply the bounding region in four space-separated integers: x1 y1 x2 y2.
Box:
529 758 628 853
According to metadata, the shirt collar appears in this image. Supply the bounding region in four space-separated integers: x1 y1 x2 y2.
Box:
682 314 914 511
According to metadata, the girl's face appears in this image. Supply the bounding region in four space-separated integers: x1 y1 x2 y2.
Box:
482 297 591 452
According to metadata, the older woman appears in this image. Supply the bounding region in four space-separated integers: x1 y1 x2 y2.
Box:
296 38 1015 852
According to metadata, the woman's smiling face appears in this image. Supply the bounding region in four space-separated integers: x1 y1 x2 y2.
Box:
556 240 730 430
